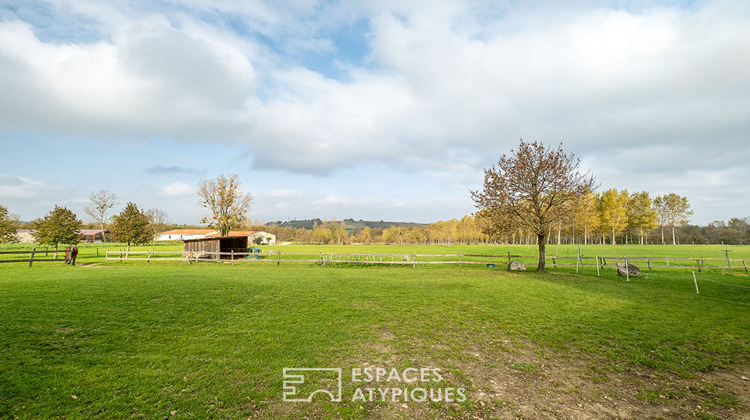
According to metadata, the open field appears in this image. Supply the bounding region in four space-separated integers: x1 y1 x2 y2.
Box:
1 244 749 419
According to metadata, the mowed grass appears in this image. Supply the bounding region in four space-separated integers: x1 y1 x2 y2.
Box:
0 245 749 418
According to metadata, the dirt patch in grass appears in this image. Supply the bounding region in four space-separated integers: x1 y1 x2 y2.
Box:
449 340 749 419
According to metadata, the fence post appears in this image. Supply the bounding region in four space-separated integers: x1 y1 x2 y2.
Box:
147 249 151 265
624 256 630 282
459 252 462 269
231 250 234 265
277 250 281 266
413 253 417 268
721 250 732 275
29 247 36 268
595 255 600 276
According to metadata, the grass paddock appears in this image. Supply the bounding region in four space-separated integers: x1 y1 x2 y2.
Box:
1 244 749 418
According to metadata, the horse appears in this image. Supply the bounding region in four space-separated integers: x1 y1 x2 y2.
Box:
64 246 79 265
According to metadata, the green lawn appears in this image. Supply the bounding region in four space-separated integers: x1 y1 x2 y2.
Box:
1 244 749 418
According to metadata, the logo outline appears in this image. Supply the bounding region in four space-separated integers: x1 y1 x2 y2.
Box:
282 368 343 402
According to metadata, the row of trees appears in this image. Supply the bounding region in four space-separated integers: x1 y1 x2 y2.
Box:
0 202 154 250
541 189 693 247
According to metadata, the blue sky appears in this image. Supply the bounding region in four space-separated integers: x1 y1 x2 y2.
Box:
1 0 749 226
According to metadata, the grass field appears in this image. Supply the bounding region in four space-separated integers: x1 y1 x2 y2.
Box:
1 244 749 419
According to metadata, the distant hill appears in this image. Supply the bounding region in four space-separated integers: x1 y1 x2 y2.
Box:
266 218 427 230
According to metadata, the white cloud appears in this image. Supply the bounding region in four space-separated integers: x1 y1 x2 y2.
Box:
0 174 78 220
0 174 49 200
3 1 749 174
158 182 195 197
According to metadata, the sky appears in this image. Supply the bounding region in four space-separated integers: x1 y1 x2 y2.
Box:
1 0 749 226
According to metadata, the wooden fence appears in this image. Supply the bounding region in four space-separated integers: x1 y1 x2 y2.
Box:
0 248 66 267
104 249 749 274
105 249 187 263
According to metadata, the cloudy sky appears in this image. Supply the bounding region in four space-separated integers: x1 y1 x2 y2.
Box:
1 0 748 226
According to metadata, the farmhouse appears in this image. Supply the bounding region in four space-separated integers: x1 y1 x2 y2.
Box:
15 229 36 243
14 229 109 243
80 229 108 243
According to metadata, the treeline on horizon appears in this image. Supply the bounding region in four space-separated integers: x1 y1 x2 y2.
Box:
255 189 749 246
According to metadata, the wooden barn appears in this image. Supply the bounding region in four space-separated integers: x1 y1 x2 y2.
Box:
182 236 249 260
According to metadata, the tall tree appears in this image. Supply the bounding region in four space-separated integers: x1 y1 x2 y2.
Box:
571 190 599 245
471 140 595 271
597 189 629 244
197 174 253 236
728 217 749 243
0 205 20 243
111 203 152 251
653 193 693 245
361 226 373 244
33 206 83 249
626 191 659 245
407 226 426 244
652 196 669 245
84 190 118 242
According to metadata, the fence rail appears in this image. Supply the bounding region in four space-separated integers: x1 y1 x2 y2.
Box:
0 248 66 267
104 249 749 274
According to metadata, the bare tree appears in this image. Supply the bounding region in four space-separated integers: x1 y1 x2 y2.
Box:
197 174 253 236
471 140 595 271
84 190 118 242
145 208 170 240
